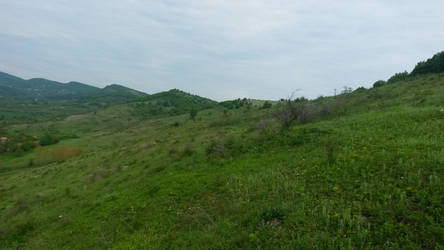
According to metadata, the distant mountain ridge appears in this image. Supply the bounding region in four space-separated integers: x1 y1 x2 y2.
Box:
0 71 219 124
0 71 147 103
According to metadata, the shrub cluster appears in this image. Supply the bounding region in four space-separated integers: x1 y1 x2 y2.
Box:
261 101 272 109
39 134 59 146
272 99 318 130
0 133 60 155
373 51 444 88
219 98 252 110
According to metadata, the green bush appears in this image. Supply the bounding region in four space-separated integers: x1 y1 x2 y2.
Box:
260 208 285 223
189 108 197 121
387 71 409 84
373 80 386 88
261 101 272 109
20 141 36 151
39 134 59 146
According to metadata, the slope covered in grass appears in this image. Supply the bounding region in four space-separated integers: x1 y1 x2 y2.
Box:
0 72 148 126
128 89 217 118
0 73 443 249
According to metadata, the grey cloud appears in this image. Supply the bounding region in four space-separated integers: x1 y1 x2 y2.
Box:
1 0 443 100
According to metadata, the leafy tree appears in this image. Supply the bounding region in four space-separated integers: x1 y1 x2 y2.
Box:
387 71 409 84
20 141 36 151
189 108 197 121
373 80 386 88
219 98 251 110
40 134 59 146
261 101 272 109
411 51 444 76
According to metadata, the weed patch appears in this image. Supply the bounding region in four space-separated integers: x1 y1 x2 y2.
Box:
34 146 82 166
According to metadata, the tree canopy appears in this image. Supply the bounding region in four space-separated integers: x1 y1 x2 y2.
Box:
411 51 444 76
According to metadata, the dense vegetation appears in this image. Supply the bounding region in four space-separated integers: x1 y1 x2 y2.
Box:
0 53 444 249
129 89 217 118
0 72 148 126
411 51 444 76
374 51 444 88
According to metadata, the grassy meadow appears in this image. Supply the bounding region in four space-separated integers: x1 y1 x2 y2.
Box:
0 74 444 249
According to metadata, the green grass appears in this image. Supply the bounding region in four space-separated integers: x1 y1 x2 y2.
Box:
0 74 444 249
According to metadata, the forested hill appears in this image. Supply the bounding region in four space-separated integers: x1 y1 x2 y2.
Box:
0 72 147 103
373 51 444 87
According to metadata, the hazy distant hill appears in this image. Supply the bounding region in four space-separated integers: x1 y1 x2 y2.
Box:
0 72 221 124
0 72 147 103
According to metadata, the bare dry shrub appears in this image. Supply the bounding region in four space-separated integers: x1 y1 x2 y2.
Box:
273 99 318 130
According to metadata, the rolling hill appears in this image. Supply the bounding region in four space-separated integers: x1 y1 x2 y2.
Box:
128 89 218 118
0 52 444 249
0 72 221 126
0 72 147 102
0 72 150 124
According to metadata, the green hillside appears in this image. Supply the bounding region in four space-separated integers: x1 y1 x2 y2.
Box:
0 54 444 248
0 72 99 101
0 72 148 103
0 72 149 125
128 89 217 118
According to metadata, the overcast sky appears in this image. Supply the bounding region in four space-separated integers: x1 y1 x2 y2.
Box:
1 0 443 100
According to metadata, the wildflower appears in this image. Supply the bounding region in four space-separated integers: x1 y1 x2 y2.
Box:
332 186 340 192
406 186 413 191
333 213 340 217
249 233 256 239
